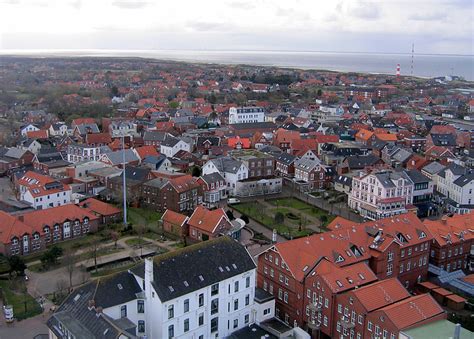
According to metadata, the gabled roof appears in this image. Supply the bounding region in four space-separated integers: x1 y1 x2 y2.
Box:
102 149 139 166
78 198 121 217
423 213 474 247
276 152 297 165
351 278 410 312
0 211 33 243
131 236 256 302
187 206 230 234
134 145 159 160
161 209 188 227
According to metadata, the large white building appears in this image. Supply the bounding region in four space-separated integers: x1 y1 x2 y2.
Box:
435 163 474 214
202 156 249 196
229 107 265 124
67 144 111 163
47 237 279 339
348 170 414 220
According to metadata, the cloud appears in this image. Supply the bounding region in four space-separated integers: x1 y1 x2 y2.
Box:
349 2 381 20
409 12 448 21
111 1 150 9
227 1 255 10
187 21 231 32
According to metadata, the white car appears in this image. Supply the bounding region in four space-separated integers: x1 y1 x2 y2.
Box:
227 198 241 205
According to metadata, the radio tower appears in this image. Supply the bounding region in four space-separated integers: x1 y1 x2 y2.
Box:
410 43 415 76
396 64 401 78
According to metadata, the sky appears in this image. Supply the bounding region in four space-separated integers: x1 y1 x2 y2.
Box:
0 0 473 55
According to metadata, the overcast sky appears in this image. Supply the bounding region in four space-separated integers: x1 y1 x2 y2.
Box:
0 0 472 54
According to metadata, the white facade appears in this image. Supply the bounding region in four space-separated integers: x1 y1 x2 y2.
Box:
202 160 249 196
20 124 39 136
20 187 71 210
140 258 257 339
348 172 414 220
436 168 474 214
229 107 265 124
160 140 192 158
49 123 69 136
67 145 105 163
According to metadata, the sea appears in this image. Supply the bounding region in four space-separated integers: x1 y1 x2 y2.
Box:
1 49 473 81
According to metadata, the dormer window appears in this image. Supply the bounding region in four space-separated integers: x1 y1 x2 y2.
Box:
419 232 426 239
335 255 345 263
396 233 407 243
11 237 18 246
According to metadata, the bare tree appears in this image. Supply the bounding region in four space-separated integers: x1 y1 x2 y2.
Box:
63 250 76 291
89 236 100 274
137 225 146 258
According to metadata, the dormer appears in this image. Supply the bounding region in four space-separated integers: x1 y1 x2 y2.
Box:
396 232 408 243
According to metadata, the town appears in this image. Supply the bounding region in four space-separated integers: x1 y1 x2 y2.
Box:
0 56 473 338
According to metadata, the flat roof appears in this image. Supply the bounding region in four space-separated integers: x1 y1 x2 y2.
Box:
400 320 473 339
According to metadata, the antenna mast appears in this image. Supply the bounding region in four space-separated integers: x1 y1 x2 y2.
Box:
122 135 127 226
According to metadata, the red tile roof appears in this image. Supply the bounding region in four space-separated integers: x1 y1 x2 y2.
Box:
78 198 121 217
228 136 251 149
423 213 474 247
352 278 410 312
134 145 159 160
187 206 229 233
377 294 444 330
161 209 188 227
18 171 70 198
0 211 33 243
355 129 374 141
26 129 49 139
85 132 112 145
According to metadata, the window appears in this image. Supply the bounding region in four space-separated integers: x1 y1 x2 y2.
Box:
234 299 239 310
234 281 239 292
199 293 204 307
358 315 363 324
323 316 328 327
325 298 329 308
168 325 174 339
211 283 219 296
338 304 342 313
246 276 250 288
184 319 189 332
245 294 250 306
211 299 220 317
211 317 218 333
233 318 238 329
120 305 127 318
138 320 145 333
283 292 288 303
184 299 189 313
278 288 283 300
407 261 411 271
168 305 174 319
400 263 404 273
284 276 289 286
245 314 250 324
368 321 373 331
199 312 204 326
387 263 393 276
137 300 144 313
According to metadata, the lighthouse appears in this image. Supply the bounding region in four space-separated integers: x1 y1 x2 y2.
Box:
396 63 401 78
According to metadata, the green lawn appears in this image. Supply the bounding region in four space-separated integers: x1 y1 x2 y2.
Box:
0 280 42 320
128 208 162 232
267 197 335 226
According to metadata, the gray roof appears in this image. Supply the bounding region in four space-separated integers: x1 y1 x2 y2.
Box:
210 156 245 174
334 175 353 186
47 272 138 339
200 172 225 185
276 152 297 165
391 148 413 163
453 172 474 187
346 154 381 169
131 237 255 302
438 162 467 178
143 131 168 142
422 161 445 175
161 135 181 147
406 169 430 184
374 171 413 188
430 133 456 147
295 158 321 171
104 149 139 165
4 147 27 159
196 136 220 147
76 123 100 135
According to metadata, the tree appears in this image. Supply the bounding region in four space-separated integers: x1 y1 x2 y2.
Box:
110 231 120 248
226 210 235 220
319 215 328 227
63 250 76 291
89 236 100 274
40 246 63 269
169 101 179 109
110 85 119 98
240 214 249 224
8 255 26 276
191 166 201 177
317 89 323 97
274 212 284 224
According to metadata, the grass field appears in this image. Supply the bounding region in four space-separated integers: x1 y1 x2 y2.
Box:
0 280 42 320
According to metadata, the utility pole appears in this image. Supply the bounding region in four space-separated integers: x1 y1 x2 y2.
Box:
122 135 127 226
411 43 415 76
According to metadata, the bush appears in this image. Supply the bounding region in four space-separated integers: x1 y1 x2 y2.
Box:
240 215 249 224
274 212 284 224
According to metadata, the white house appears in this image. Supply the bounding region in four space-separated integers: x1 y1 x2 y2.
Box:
67 144 111 163
49 123 69 136
17 171 72 210
160 136 192 158
435 163 474 214
109 120 138 138
348 170 414 220
202 156 248 196
20 124 39 136
229 106 265 124
47 237 276 339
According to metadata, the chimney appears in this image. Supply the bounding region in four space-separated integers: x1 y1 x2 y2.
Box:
18 215 24 222
145 257 154 286
88 300 95 310
95 306 103 315
441 215 448 224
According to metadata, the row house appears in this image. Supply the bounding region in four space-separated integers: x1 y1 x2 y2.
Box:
67 143 111 163
160 136 192 158
230 150 274 179
435 163 474 214
17 171 72 210
256 213 433 332
275 153 298 177
143 131 169 147
202 156 248 196
187 206 233 241
140 175 202 214
294 158 335 191
348 170 414 220
0 205 99 257
424 214 474 273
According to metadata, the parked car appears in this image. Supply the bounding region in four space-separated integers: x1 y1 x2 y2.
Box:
227 198 241 205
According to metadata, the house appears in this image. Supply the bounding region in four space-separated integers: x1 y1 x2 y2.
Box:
0 147 35 174
48 122 69 136
17 171 72 210
187 206 233 241
348 170 414 220
20 123 39 137
32 150 70 175
197 172 227 205
227 136 251 150
78 198 122 225
133 145 159 162
275 153 297 177
108 120 137 138
143 131 169 147
1 204 99 256
426 134 457 152
334 174 353 194
19 139 42 154
196 136 220 154
424 214 474 273
421 161 446 183
339 154 385 174
160 136 192 158
73 123 100 138
229 106 265 124
405 169 434 206
85 132 112 146
161 209 188 238
67 144 111 163
435 163 474 214
140 175 201 213
142 154 172 171
100 149 140 167
202 156 248 196
294 158 334 191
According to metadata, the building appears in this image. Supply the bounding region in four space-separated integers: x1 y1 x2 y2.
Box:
78 198 122 225
160 136 192 158
348 170 414 220
229 106 265 124
294 158 335 191
140 175 201 213
435 163 474 214
17 171 72 210
187 206 233 241
0 205 99 257
197 172 227 206
0 147 35 174
424 214 474 273
161 209 189 238
230 149 275 179
275 152 297 177
67 143 110 163
202 156 248 196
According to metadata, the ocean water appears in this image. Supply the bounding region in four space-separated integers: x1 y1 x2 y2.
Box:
1 49 473 81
